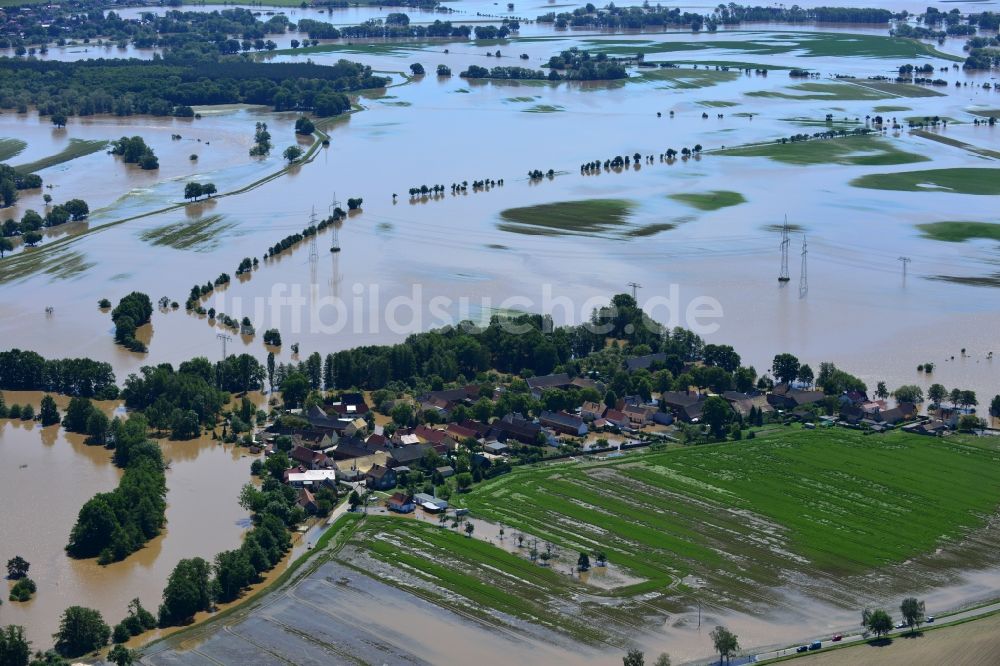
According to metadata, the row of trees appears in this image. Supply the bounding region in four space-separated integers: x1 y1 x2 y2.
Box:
0 349 117 398
66 414 167 564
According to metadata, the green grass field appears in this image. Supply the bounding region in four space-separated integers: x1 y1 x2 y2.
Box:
851 168 1000 195
14 139 109 174
0 138 27 162
911 130 1000 160
523 104 564 113
669 190 746 210
748 81 942 102
584 32 960 61
721 134 928 166
344 518 614 644
460 428 1000 594
498 199 634 237
917 221 1000 243
342 428 1000 647
636 67 740 89
873 105 912 113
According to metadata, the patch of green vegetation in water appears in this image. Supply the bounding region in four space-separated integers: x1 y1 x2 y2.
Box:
499 199 637 238
873 105 911 112
699 100 741 108
669 190 746 211
14 139 109 174
0 138 27 162
851 168 1000 195
583 31 961 61
139 214 237 251
917 221 1000 243
722 134 928 166
637 67 739 89
522 104 564 113
747 82 940 101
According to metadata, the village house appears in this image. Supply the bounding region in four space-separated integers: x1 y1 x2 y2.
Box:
387 492 415 513
602 408 630 430
539 410 588 436
489 413 542 444
344 417 368 438
445 422 479 443
580 401 605 421
623 404 657 428
767 385 827 410
483 441 509 455
365 464 398 490
296 488 318 514
721 391 774 419
526 373 574 398
625 352 666 373
286 469 338 490
458 419 491 439
413 493 449 512
873 402 917 426
289 445 331 470
435 465 455 479
660 390 707 422
388 443 433 468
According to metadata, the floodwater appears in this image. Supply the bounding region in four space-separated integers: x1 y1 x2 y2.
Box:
2 25 998 403
0 391 256 649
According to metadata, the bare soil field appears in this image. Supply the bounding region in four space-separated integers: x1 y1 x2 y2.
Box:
795 613 1000 666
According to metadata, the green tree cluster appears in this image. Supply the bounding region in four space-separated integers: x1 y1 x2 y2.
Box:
66 415 167 564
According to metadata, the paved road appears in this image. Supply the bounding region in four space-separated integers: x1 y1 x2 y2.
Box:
751 600 1000 663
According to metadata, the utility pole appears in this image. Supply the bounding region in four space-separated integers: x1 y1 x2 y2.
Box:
216 333 232 359
898 256 911 282
799 235 808 297
778 215 790 283
627 281 642 300
329 194 342 253
308 205 319 263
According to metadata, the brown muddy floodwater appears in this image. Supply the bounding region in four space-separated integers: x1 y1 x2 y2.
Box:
0 391 255 650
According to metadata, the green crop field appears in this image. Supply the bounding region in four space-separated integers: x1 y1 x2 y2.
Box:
669 190 746 210
851 168 1000 195
14 139 109 174
918 221 1000 243
635 67 739 89
461 428 1000 597
342 518 618 644
339 429 1000 647
748 81 941 102
583 32 960 60
721 134 928 166
0 138 27 162
498 199 635 238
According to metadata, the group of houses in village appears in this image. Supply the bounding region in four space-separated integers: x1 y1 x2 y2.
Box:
258 360 952 510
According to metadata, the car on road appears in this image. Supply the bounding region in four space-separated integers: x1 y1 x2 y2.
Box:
927 616 934 623
896 622 908 629
831 634 843 642
796 646 808 653
809 642 822 651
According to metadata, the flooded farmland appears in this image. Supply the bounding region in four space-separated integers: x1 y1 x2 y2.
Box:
1 0 1000 660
